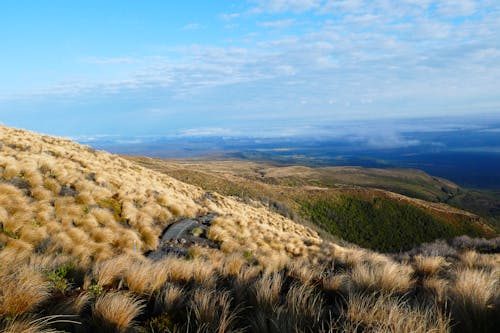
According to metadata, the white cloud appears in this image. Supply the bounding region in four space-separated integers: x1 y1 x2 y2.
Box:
260 19 296 28
251 0 321 13
80 57 136 65
3 0 500 123
220 12 241 20
178 127 238 137
322 0 365 12
182 23 203 30
437 0 476 17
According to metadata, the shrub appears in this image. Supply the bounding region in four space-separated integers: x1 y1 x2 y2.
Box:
46 262 74 293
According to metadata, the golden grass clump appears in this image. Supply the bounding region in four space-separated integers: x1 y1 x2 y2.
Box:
253 273 284 310
413 254 448 277
286 258 322 284
1 316 64 333
191 260 217 287
123 260 169 294
31 186 53 201
92 292 145 332
450 267 499 332
43 177 61 194
0 264 50 317
18 224 48 245
350 260 415 294
23 167 44 188
156 257 194 284
92 255 132 288
91 227 116 244
138 225 159 250
285 282 325 323
220 254 247 277
322 272 350 294
112 228 142 252
2 158 20 180
155 284 185 314
422 276 448 303
189 289 238 333
343 292 450 333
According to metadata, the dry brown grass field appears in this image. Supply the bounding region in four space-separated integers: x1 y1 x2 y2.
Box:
0 125 499 332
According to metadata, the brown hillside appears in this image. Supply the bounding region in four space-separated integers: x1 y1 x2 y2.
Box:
0 125 499 333
0 125 323 265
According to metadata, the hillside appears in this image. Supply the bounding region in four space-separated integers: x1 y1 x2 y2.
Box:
0 125 499 333
126 157 496 251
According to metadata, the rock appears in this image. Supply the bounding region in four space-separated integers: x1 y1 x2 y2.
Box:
60 185 77 197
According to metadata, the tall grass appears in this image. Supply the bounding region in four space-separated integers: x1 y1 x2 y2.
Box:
450 267 499 332
92 292 145 332
0 265 50 317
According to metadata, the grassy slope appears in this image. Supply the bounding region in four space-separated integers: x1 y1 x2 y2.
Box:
127 157 496 251
1 126 499 333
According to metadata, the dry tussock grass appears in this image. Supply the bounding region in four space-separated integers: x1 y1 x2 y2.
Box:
0 264 50 317
343 292 450 333
156 284 185 314
123 260 169 294
92 292 145 332
422 276 448 303
253 273 284 310
92 255 131 288
1 124 323 270
1 316 70 333
413 254 449 277
450 267 499 332
189 288 237 333
0 125 499 332
350 260 415 294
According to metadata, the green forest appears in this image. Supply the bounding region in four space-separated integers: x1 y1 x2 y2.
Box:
301 196 484 252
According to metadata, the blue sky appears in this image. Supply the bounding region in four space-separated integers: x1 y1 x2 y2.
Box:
0 0 499 137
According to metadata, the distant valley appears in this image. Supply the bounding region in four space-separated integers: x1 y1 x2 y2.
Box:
127 156 498 252
81 117 500 190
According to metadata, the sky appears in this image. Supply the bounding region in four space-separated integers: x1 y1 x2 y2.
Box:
0 0 499 137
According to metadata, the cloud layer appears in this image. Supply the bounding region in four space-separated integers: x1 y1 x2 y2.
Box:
0 0 499 136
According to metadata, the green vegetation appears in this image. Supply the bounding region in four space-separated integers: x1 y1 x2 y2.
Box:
301 196 485 251
46 263 75 293
88 283 104 296
446 190 500 232
138 313 174 333
190 227 203 237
